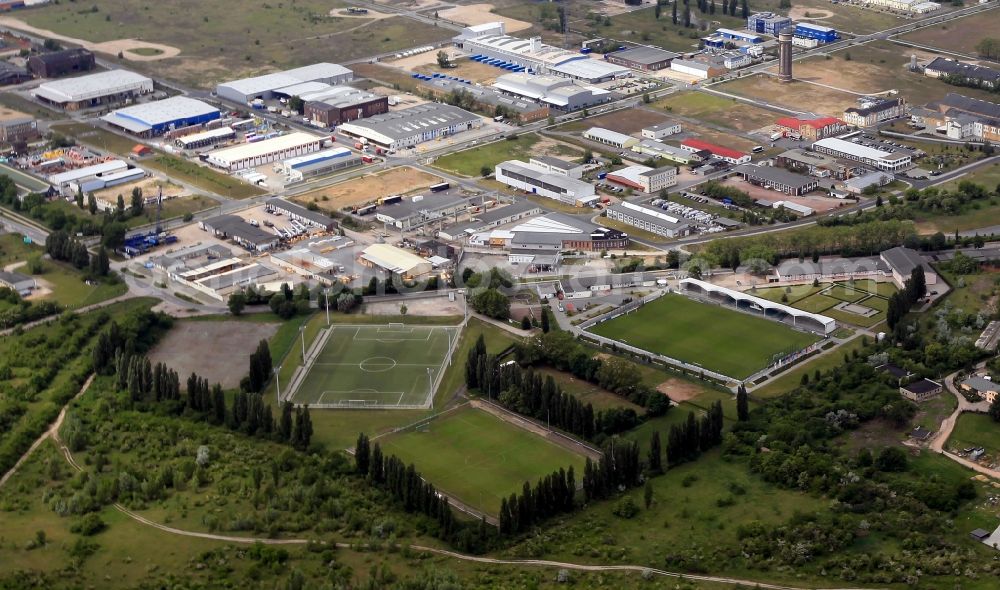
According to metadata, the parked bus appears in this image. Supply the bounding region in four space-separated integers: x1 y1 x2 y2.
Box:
429 182 450 192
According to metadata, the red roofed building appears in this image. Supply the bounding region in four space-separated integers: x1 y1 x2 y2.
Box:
776 116 850 141
679 138 750 165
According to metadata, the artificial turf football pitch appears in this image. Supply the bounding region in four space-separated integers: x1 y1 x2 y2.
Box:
380 405 587 515
290 325 458 408
587 293 820 379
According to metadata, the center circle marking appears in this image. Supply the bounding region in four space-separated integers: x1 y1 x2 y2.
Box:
360 357 397 372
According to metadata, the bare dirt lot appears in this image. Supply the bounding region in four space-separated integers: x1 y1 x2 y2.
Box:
148 320 280 389
439 3 532 33
788 6 834 20
656 378 704 403
0 17 180 61
93 177 185 202
899 9 1000 56
291 166 442 211
364 297 466 317
718 73 859 118
566 109 668 135
416 59 506 84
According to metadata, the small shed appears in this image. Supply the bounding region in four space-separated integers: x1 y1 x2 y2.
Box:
131 144 153 157
970 529 991 541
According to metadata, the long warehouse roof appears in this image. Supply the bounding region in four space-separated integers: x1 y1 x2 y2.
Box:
217 63 351 97
206 132 322 164
100 96 219 133
34 70 151 103
338 103 479 142
813 137 903 160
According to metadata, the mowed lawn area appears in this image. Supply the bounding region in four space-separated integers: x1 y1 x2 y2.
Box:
292 325 457 407
380 405 587 515
948 412 1000 458
588 294 820 380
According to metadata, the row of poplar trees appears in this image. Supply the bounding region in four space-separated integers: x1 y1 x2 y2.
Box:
498 466 575 536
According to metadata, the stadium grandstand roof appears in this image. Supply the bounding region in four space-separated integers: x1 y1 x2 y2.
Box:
680 278 836 333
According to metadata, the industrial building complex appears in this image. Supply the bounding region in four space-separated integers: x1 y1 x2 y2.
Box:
337 103 481 150
495 160 598 207
101 97 221 137
812 138 912 172
33 70 154 110
215 63 354 104
205 132 325 171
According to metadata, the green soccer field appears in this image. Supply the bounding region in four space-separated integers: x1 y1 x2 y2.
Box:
291 325 458 408
380 405 587 515
588 294 820 380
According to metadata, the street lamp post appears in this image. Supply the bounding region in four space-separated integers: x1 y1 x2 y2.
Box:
300 325 306 360
427 367 433 397
324 290 330 326
276 365 283 402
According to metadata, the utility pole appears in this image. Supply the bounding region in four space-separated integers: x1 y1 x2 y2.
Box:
324 290 330 325
300 325 306 360
276 365 282 402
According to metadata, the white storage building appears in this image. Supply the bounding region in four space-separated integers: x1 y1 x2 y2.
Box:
641 122 682 140
584 127 639 150
812 138 912 172
337 103 481 150
215 63 353 104
33 70 153 110
605 201 690 238
205 132 324 171
495 159 598 207
493 73 611 111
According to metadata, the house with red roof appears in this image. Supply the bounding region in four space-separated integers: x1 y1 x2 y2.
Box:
776 116 850 141
679 138 750 165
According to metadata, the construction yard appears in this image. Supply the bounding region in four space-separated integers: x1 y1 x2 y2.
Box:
290 166 442 211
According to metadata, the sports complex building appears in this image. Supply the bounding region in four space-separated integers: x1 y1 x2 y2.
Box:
33 70 154 110
101 96 221 137
680 278 837 335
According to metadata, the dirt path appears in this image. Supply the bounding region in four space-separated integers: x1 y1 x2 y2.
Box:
0 292 135 337
31 383 877 589
0 374 94 490
0 17 180 61
929 370 1000 479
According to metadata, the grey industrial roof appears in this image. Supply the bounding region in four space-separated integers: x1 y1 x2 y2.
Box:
610 46 680 65
775 256 886 277
584 126 635 145
903 378 941 394
549 59 630 80
607 203 689 231
34 69 151 103
671 58 712 72
204 214 279 245
962 375 999 391
926 58 1000 85
198 263 276 290
266 197 336 227
216 63 351 98
639 165 678 178
425 78 544 113
303 85 381 108
845 98 902 117
734 164 818 189
936 93 1000 120
498 160 595 195
377 192 468 220
340 103 479 141
881 246 927 277
0 270 32 284
532 155 580 171
472 200 542 224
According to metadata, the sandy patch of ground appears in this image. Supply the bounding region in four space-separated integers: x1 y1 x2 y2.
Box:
368 85 429 108
720 74 859 118
93 177 186 202
0 17 180 61
2 260 26 273
788 6 834 19
533 135 584 158
391 48 457 69
147 321 279 389
292 166 441 211
439 3 532 33
596 0 644 16
415 58 504 84
375 0 444 9
363 296 465 317
656 378 704 402
330 8 394 20
92 39 180 61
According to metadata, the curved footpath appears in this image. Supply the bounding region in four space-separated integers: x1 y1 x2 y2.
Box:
30 403 875 590
931 370 1000 479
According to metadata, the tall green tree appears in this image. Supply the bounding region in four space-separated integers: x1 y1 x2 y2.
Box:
647 430 663 474
736 384 749 422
